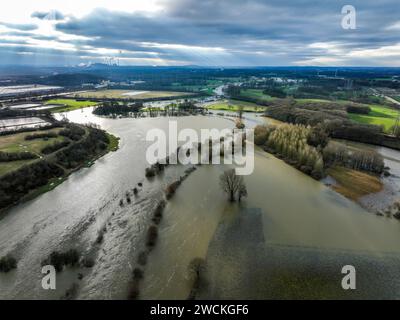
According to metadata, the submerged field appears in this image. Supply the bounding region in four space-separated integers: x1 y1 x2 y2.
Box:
72 90 193 100
327 166 383 201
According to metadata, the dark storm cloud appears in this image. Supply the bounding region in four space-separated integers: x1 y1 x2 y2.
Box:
31 10 65 21
3 0 400 65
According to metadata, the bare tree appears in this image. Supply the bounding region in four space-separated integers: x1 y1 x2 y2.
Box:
219 169 245 202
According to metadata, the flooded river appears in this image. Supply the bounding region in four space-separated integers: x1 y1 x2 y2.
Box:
1 108 400 299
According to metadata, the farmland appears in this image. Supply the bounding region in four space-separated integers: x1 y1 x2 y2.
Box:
45 99 98 112
348 105 399 132
0 128 66 175
0 128 64 154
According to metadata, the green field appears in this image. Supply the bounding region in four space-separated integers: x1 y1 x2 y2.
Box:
239 89 274 101
205 99 266 112
0 128 65 154
0 128 67 175
348 105 399 132
45 99 98 112
73 90 193 100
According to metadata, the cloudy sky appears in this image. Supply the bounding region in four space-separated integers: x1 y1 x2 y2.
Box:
0 0 399 66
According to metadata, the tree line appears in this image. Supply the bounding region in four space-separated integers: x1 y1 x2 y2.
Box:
264 102 394 147
0 151 38 162
254 122 385 179
323 142 384 174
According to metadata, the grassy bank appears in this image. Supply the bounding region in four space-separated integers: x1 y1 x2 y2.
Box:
327 166 383 201
24 176 68 202
106 133 120 152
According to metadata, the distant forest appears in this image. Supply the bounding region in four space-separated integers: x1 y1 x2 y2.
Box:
2 65 400 88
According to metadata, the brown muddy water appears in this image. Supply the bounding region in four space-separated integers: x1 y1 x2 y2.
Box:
0 108 400 299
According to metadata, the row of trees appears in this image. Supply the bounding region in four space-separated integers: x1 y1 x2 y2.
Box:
59 124 86 141
55 127 109 169
224 85 242 97
254 122 385 178
254 124 324 179
0 151 37 162
93 101 143 116
265 103 390 146
25 132 58 140
262 86 287 98
41 140 70 155
323 142 384 173
93 101 204 118
346 105 371 114
0 160 64 208
265 124 324 178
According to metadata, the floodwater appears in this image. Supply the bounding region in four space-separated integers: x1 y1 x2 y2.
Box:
1 107 400 299
0 108 234 299
144 147 400 299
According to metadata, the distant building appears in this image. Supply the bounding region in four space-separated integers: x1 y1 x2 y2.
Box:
0 85 62 98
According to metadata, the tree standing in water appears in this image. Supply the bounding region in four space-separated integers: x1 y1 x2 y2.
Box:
219 169 246 202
